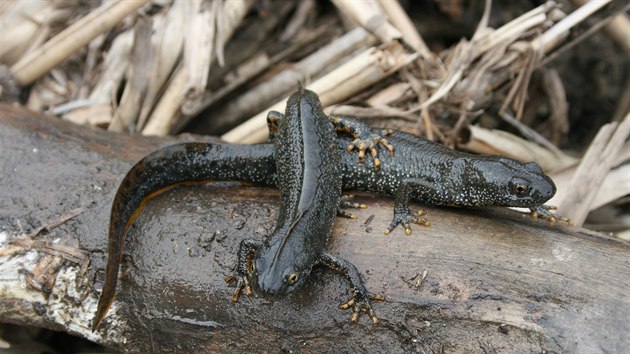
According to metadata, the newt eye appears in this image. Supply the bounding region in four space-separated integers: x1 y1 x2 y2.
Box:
514 184 528 195
510 177 531 197
287 272 300 285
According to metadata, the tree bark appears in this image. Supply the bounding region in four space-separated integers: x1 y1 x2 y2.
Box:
0 104 628 353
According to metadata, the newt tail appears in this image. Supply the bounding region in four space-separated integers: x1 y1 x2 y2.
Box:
92 143 276 331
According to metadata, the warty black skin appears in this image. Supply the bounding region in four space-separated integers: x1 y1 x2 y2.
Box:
336 128 560 234
228 89 381 324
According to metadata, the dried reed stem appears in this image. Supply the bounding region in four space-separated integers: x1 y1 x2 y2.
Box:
10 0 150 85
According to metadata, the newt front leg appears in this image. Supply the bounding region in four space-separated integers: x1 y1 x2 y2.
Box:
530 205 573 225
385 179 432 235
225 239 260 302
319 252 383 325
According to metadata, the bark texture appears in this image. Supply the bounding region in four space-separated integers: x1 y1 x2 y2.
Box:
0 104 628 353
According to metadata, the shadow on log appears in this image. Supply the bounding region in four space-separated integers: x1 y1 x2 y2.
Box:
0 104 628 352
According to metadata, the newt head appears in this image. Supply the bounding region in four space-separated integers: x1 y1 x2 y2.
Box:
462 156 556 207
249 228 315 297
251 250 311 297
488 158 556 207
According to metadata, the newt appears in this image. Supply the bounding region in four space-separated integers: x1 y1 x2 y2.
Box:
92 90 385 330
335 128 570 235
225 88 382 324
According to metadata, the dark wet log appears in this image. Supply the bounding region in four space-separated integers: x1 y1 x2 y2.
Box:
0 103 628 353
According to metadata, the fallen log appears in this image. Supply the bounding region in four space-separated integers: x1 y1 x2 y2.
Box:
0 104 628 352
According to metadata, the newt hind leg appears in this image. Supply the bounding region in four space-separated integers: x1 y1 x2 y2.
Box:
331 116 395 171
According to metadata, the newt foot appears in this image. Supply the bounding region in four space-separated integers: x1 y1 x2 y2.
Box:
338 195 367 219
529 205 573 225
339 292 384 325
224 274 253 302
384 209 430 235
345 130 395 171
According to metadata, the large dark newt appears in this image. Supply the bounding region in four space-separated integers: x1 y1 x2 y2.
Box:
92 92 567 330
225 89 382 324
92 90 385 330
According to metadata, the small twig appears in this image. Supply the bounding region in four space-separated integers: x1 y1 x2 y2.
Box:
415 270 428 291
27 207 85 239
499 111 562 154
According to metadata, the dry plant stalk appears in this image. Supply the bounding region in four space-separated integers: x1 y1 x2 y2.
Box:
0 1 63 66
108 18 153 133
377 0 432 58
10 0 150 85
88 30 133 105
142 0 252 136
222 42 419 144
365 82 413 107
136 0 186 130
550 142 630 213
330 0 402 44
533 0 614 54
555 113 630 226
193 27 375 135
570 0 630 55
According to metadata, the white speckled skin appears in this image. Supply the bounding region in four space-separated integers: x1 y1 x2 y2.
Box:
338 128 556 208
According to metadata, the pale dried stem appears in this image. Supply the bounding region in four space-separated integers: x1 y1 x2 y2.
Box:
142 0 252 136
0 1 55 65
10 0 150 85
108 18 153 133
472 2 554 58
533 0 613 54
377 0 432 58
193 27 374 135
365 82 412 107
462 126 576 173
330 0 402 44
324 105 416 121
222 42 419 144
280 0 315 41
136 1 186 130
88 29 133 106
570 0 630 55
183 0 215 95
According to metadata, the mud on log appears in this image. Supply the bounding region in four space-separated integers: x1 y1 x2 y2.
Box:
0 104 628 352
